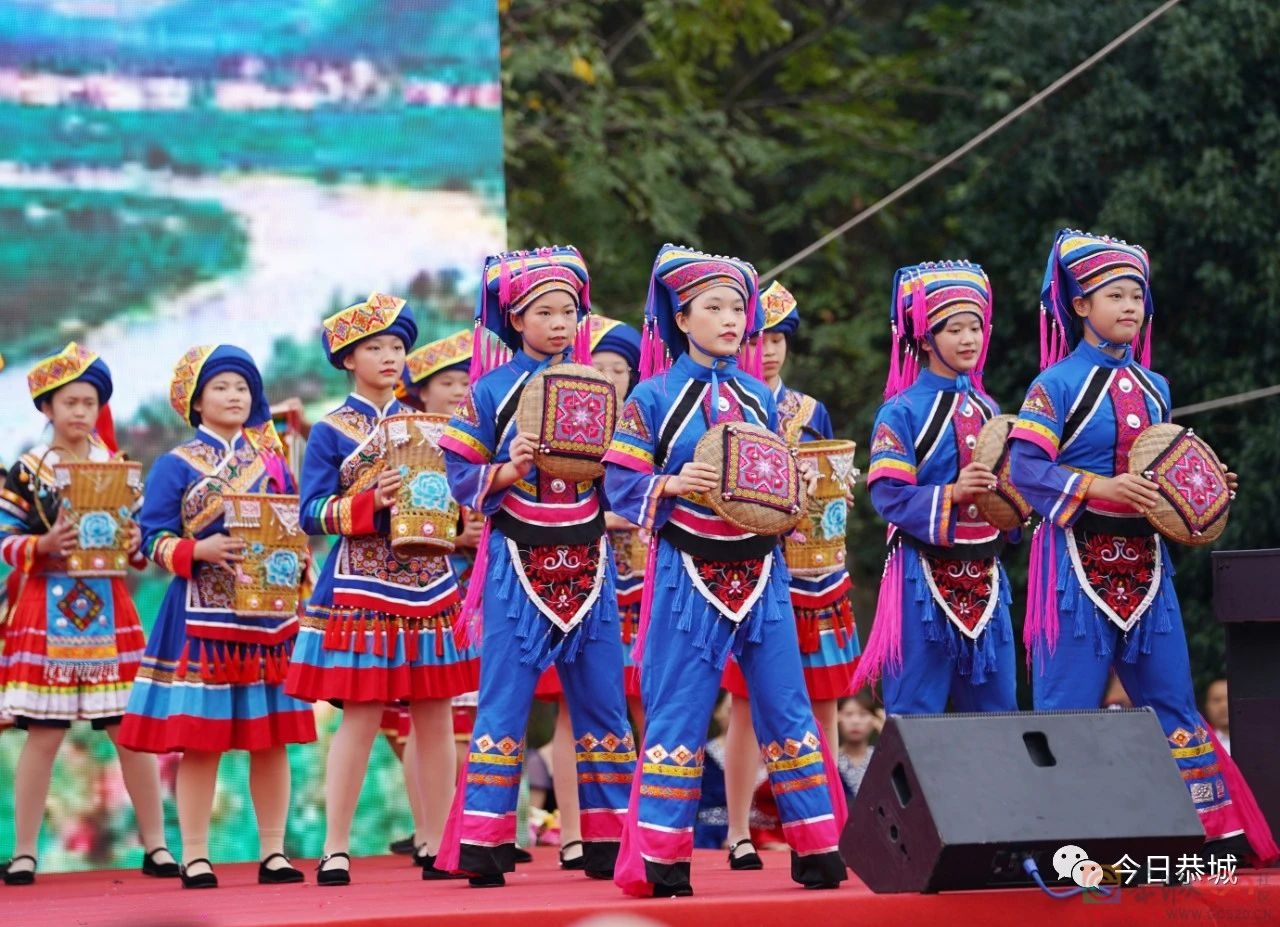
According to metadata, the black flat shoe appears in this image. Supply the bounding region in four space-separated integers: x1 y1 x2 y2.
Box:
180 858 218 889
468 872 505 888
141 847 180 879
390 835 416 855
654 881 694 897
727 838 763 871
316 852 351 887
512 847 533 864
258 853 305 884
558 840 586 871
2 855 36 886
413 848 460 881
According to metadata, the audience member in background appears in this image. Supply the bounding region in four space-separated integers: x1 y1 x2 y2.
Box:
1204 678 1230 755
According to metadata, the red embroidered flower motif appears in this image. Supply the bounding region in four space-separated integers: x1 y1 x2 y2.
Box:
517 542 600 624
924 556 994 633
1078 533 1157 622
693 557 764 614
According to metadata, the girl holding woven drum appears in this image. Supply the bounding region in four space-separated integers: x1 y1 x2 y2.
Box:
853 263 1018 715
283 295 480 885
604 245 847 898
377 328 487 868
0 344 173 886
435 247 635 887
720 282 861 871
119 345 315 889
1009 230 1276 864
530 313 647 872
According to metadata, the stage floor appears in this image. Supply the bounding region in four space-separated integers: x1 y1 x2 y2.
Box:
4 849 1276 927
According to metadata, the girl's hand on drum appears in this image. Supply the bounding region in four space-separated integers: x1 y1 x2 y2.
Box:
374 467 403 510
35 512 78 557
798 460 820 498
125 520 142 555
952 461 997 504
1088 473 1160 513
1225 469 1239 499
508 432 539 477
666 462 718 497
194 533 246 565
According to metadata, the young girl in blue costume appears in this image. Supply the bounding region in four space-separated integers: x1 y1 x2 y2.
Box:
436 247 635 887
120 345 316 889
721 282 862 871
1010 230 1277 865
284 294 480 885
1 343 172 886
605 245 847 898
853 262 1018 714
532 313 646 871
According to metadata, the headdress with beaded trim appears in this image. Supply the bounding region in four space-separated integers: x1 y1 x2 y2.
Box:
169 344 285 459
1040 228 1152 370
759 281 800 337
471 245 592 383
27 341 118 453
883 261 993 399
397 329 472 410
321 292 419 370
640 243 762 380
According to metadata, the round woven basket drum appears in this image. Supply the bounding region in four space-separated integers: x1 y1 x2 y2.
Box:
221 492 308 617
694 422 805 536
382 412 458 556
515 363 617 482
784 439 857 575
971 414 1033 532
1128 423 1231 546
49 459 144 577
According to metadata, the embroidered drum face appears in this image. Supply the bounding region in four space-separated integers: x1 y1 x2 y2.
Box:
972 414 1033 532
1128 424 1231 545
221 492 307 617
515 363 617 482
784 440 857 575
382 412 459 557
694 422 805 536
50 460 143 577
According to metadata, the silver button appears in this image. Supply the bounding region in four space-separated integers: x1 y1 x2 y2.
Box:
1118 377 1133 393
717 396 730 412
966 505 979 520
965 435 977 449
1125 413 1142 429
550 479 566 493
961 403 973 417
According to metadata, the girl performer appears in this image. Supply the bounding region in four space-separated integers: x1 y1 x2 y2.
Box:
721 282 861 870
285 294 480 885
1010 230 1277 864
533 313 646 872
1 343 172 886
852 262 1018 715
120 345 316 889
604 245 847 898
436 247 635 887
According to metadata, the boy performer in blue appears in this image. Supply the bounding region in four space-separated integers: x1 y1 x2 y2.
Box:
436 247 635 887
1010 230 1276 864
853 262 1018 714
605 245 847 898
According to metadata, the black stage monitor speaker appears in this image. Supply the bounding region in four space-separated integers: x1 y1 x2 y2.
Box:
840 709 1205 893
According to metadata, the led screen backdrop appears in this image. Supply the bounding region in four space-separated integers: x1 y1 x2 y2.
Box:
0 0 505 872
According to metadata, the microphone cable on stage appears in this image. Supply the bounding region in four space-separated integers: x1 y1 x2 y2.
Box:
1022 856 1119 901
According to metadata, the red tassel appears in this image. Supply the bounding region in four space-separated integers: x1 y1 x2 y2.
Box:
406 622 420 662
176 641 191 681
372 617 385 657
353 615 367 654
434 623 445 659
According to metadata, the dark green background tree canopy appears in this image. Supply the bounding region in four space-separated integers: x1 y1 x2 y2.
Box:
501 0 1280 701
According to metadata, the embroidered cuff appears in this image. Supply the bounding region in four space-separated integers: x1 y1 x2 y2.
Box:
1055 472 1096 529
